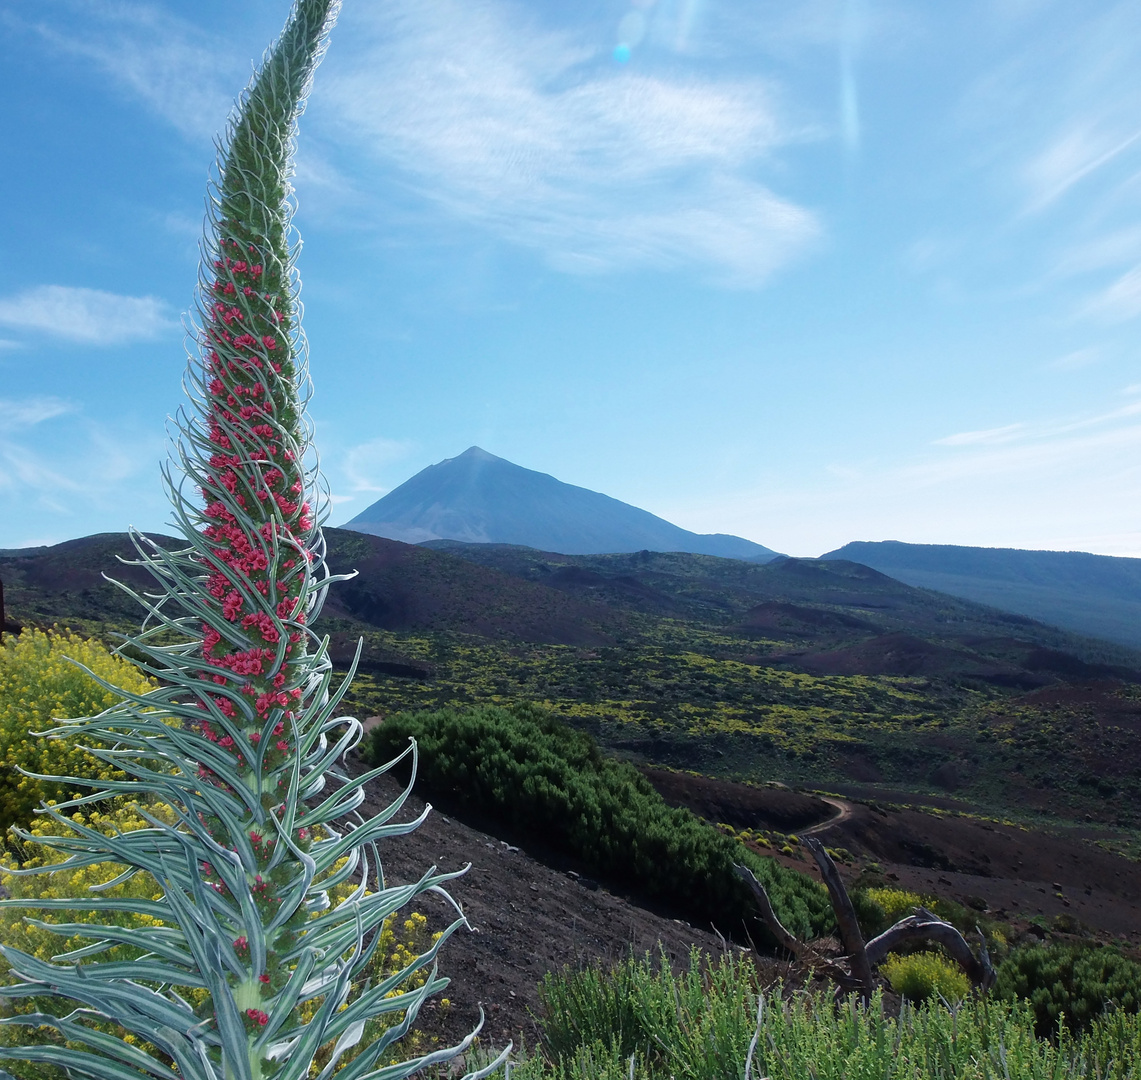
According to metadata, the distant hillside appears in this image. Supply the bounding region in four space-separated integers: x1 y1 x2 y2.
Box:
342 446 780 560
0 529 627 650
423 539 1141 672
822 541 1141 650
8 529 1141 826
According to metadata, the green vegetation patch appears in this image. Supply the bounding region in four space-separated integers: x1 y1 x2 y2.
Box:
881 950 971 1003
361 703 833 943
465 950 1141 1079
996 942 1141 1037
337 630 956 772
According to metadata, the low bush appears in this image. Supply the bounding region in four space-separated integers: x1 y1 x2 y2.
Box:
881 950 971 1003
0 628 156 830
362 703 834 943
447 950 1141 1079
995 941 1141 1037
867 886 925 922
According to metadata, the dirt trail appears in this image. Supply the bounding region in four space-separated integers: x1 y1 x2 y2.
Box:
800 797 855 836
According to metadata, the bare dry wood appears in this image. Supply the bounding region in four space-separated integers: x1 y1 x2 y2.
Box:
866 913 995 990
737 845 996 997
804 837 874 1002
733 864 860 987
734 864 806 959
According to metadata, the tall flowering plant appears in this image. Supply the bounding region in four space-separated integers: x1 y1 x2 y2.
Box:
0 3 499 1079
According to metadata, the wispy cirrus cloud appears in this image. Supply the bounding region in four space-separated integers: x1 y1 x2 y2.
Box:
316 0 821 285
1047 346 1102 371
0 285 177 345
0 396 85 497
9 1 241 141
0 396 75 430
933 423 1025 447
946 2 1141 323
997 1 1141 218
1024 125 1141 215
915 403 1141 487
666 393 1141 557
1081 264 1141 323
0 395 164 546
934 396 1141 454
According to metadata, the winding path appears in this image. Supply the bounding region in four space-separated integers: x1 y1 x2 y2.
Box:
801 796 855 836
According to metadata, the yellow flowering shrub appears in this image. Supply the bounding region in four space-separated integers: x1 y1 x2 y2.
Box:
0 803 181 1073
865 887 926 923
0 628 156 829
300 905 443 1077
0 804 179 978
881 950 971 1003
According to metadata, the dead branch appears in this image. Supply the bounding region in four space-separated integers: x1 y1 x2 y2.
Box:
974 923 996 990
734 864 861 987
736 850 996 998
866 916 979 978
866 913 995 991
734 864 806 959
804 837 874 1002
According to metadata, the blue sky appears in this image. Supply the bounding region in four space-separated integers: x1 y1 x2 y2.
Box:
2 0 1140 557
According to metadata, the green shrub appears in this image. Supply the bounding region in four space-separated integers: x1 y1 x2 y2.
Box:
362 703 834 943
538 949 764 1071
0 628 155 830
996 942 1141 1037
852 888 889 937
881 950 971 1003
458 950 1141 1080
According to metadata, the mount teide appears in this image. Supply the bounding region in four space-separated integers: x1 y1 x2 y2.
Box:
341 447 780 560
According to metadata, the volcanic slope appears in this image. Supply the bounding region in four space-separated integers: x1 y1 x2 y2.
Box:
823 540 1141 651
10 534 1141 1053
4 530 1141 833
422 540 1141 670
0 529 630 651
341 445 780 560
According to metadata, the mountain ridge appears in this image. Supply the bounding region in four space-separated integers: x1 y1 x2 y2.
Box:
342 446 780 560
822 540 1141 650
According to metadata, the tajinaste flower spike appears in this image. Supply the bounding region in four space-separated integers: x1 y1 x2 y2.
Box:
0 3 504 1080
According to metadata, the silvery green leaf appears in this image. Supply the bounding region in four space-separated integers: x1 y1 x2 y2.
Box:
0 1012 182 1079
0 3 488 1078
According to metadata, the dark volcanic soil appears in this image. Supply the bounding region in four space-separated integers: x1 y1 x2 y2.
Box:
345 754 772 1054
649 771 1141 947
816 799 1141 943
346 752 1141 1058
639 766 835 832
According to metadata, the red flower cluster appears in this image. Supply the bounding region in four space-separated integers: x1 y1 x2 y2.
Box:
240 611 279 643
189 231 322 822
